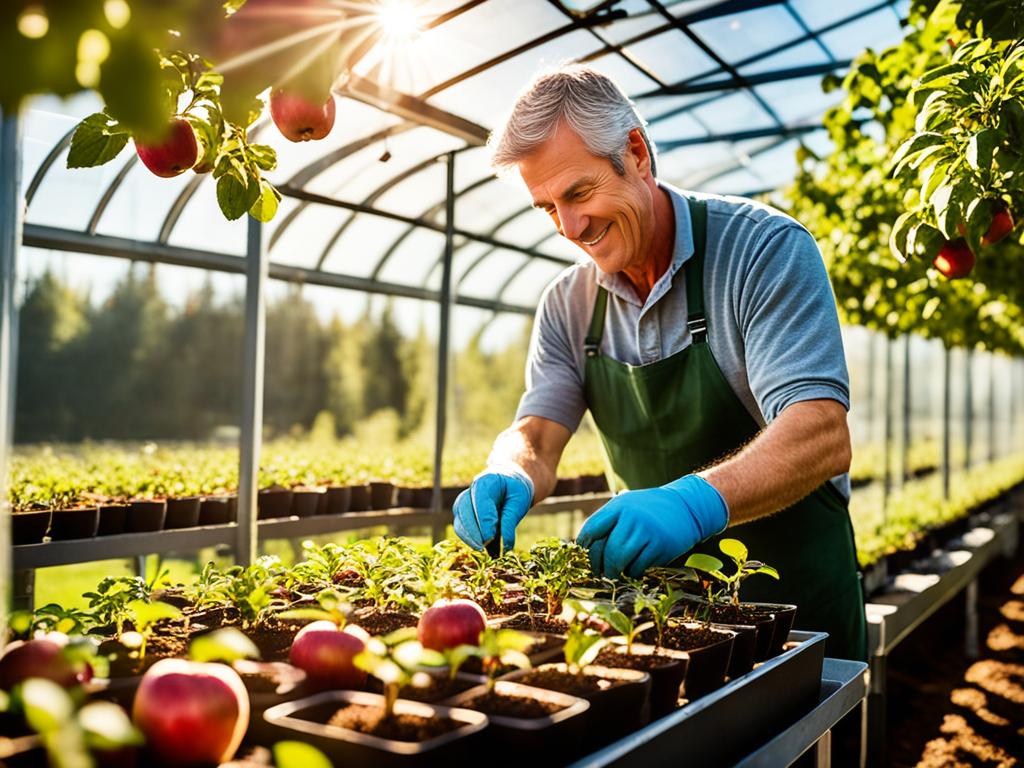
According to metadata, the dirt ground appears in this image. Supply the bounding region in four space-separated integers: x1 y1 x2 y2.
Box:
885 554 1024 767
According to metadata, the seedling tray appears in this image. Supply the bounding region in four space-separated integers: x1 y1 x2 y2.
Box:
568 631 827 768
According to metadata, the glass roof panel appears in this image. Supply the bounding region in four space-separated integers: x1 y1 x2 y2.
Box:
373 160 449 218
21 93 99 202
818 7 904 60
699 167 763 195
444 240 492 290
454 177 529 235
788 0 889 31
355 0 569 97
27 147 127 231
738 40 832 76
690 6 805 65
269 203 353 269
648 110 708 145
302 125 461 204
595 0 669 46
657 141 736 187
584 52 659 96
428 29 602 129
459 249 531 299
754 75 845 124
453 146 497 193
320 214 411 276
536 234 582 262
622 29 718 85
375 227 447 286
167 176 247 256
742 138 802 190
499 258 567 306
639 91 725 121
266 98 402 185
95 160 194 242
687 91 776 134
494 208 553 247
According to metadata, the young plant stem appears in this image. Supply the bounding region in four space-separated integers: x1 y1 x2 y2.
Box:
383 682 398 720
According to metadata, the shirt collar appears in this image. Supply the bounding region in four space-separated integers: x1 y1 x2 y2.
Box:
593 182 696 308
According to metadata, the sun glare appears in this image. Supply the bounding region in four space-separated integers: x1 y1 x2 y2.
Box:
374 0 424 42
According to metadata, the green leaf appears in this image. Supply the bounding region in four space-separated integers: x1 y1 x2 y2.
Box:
890 132 946 174
129 600 181 631
273 741 333 768
718 539 747 564
189 628 260 663
888 210 918 262
966 128 998 171
249 143 278 172
216 174 260 221
276 608 334 622
249 179 281 223
67 113 130 169
79 701 143 750
21 679 74 734
684 553 724 574
752 565 780 580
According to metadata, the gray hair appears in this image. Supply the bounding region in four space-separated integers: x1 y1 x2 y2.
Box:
489 64 657 177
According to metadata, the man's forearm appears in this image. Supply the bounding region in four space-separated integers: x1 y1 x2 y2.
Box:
487 418 567 503
698 399 851 524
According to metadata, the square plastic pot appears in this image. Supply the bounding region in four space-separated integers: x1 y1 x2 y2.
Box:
443 680 590 765
262 690 488 768
198 495 236 526
125 500 166 533
97 504 128 536
49 506 99 541
598 644 689 718
164 497 201 529
12 510 50 545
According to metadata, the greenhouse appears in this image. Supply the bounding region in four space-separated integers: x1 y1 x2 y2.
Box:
0 0 1022 766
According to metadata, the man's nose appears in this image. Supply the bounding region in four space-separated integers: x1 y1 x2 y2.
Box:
558 206 588 241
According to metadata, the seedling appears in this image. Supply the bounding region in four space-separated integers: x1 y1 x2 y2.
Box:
82 576 150 634
277 589 353 626
354 628 446 719
685 539 779 606
560 599 608 674
121 600 181 660
529 539 592 618
589 601 653 655
446 628 532 691
631 586 687 647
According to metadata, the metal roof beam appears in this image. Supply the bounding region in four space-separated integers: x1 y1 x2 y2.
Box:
22 224 534 316
637 60 851 98
657 122 829 151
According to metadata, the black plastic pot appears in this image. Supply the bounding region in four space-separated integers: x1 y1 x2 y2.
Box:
262 690 488 768
291 489 322 518
600 644 689 718
369 481 396 510
579 473 609 493
164 496 201 529
198 495 236 525
348 484 371 512
701 602 776 662
502 663 651 747
325 486 352 515
443 680 590 766
258 488 294 520
234 660 309 743
396 486 433 509
649 621 736 700
97 504 128 536
753 602 797 658
11 510 50 545
49 505 99 541
713 621 756 679
125 499 166 533
552 477 583 496
441 486 466 509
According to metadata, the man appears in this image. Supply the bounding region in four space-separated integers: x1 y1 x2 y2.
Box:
452 65 866 661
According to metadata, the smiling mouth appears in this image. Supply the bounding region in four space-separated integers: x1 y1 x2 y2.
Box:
580 223 611 247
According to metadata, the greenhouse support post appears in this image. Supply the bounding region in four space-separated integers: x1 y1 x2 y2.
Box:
964 347 973 470
0 110 21 629
237 217 267 567
431 151 456 543
902 334 911 485
942 345 951 500
883 335 894 516
987 354 995 464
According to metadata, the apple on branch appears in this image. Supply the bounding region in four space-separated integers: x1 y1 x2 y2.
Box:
134 119 198 178
270 89 336 142
933 238 975 279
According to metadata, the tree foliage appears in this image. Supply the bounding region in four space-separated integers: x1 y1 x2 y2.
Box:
786 0 1024 353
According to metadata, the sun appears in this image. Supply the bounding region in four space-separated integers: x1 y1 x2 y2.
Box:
373 0 425 42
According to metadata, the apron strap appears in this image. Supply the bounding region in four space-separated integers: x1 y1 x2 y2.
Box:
685 196 708 344
584 286 608 358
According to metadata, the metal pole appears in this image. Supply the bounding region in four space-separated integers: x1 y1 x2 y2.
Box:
987 353 996 464
942 345 951 500
902 334 911 485
964 347 973 470
883 335 893 516
866 331 876 449
0 110 22 634
237 217 267 567
431 152 456 543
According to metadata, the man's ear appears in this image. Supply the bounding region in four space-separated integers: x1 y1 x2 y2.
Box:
625 128 653 178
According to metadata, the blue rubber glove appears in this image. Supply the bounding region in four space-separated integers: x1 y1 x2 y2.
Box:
576 475 729 579
452 464 534 552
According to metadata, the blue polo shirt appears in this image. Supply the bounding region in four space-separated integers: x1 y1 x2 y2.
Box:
515 183 852 498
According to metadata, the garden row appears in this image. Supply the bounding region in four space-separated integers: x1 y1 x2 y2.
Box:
1 537 813 767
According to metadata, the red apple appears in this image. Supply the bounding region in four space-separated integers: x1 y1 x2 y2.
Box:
132 658 248 766
417 599 486 651
982 207 1014 245
289 621 368 689
0 635 78 690
135 119 198 178
270 89 336 142
933 239 975 279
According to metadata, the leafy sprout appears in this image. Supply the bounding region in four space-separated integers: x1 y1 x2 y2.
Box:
685 539 779 607
446 629 532 691
354 628 446 720
560 599 609 674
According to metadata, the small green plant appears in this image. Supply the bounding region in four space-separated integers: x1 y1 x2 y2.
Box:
685 539 779 607
588 601 653 655
560 599 608 673
631 585 688 647
82 576 150 634
528 539 592 618
446 628 532 691
120 600 181 660
354 628 446 719
277 589 353 626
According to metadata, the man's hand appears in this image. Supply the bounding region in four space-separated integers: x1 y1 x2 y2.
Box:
576 475 729 578
452 465 535 552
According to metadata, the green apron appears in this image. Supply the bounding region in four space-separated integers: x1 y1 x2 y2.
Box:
582 197 867 661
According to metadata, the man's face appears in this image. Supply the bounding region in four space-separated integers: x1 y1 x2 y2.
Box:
518 122 656 275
